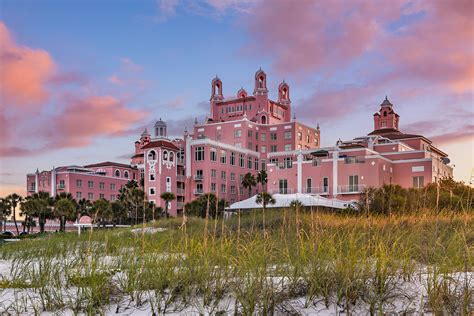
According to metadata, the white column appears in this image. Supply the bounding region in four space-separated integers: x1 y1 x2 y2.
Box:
297 152 303 194
185 136 192 177
35 171 39 193
332 151 338 197
51 167 56 197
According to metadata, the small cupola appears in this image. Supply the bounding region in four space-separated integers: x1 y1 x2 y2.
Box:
154 118 167 138
211 75 224 101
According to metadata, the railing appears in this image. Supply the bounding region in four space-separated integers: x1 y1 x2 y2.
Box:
177 202 185 209
57 184 65 189
176 175 186 182
177 158 185 165
193 174 204 181
344 156 366 164
268 188 295 194
277 162 293 169
176 188 185 195
193 189 204 195
28 187 36 192
303 186 329 195
337 184 366 194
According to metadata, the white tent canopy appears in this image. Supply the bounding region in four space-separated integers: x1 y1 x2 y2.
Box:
226 193 354 210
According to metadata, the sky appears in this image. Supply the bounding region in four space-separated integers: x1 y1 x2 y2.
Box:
0 0 473 196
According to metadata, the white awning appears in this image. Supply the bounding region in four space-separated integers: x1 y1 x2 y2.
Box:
226 193 353 210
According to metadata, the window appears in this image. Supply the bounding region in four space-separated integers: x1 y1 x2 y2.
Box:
270 132 277 140
88 193 94 200
169 152 174 162
279 179 288 194
148 150 156 161
323 177 329 193
231 186 236 194
221 171 226 180
88 181 94 188
283 157 292 168
110 195 116 201
247 156 252 169
124 171 129 179
196 169 203 180
211 169 217 178
254 158 259 170
76 180 82 188
381 121 387 128
210 148 217 161
270 145 277 152
59 180 65 189
220 150 227 164
413 176 424 188
261 133 266 141
270 158 278 165
306 135 310 143
230 172 236 181
235 142 242 148
110 183 116 190
211 183 216 192
284 131 292 139
216 131 222 141
149 187 156 195
349 175 359 192
297 132 302 141
261 146 266 153
99 182 105 190
247 142 253 150
115 169 121 177
239 187 244 196
149 173 155 181
239 154 245 168
99 194 105 199
195 146 205 161
76 192 82 199
261 159 266 171
240 174 244 182
284 144 292 151
306 178 312 193
234 130 242 138
248 130 253 137
230 152 236 165
221 184 226 194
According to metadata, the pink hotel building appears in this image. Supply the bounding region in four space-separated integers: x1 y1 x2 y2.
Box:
27 69 453 216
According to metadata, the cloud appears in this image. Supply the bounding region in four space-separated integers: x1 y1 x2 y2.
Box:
48 95 147 148
155 0 179 21
430 125 474 145
0 21 56 107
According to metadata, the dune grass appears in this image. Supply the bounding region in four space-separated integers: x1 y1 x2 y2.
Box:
0 208 472 314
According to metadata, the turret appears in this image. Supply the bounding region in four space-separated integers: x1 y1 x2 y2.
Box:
154 119 167 138
211 76 223 101
253 68 268 96
373 96 400 130
278 80 290 105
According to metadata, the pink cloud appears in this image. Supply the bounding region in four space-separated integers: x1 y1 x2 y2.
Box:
244 0 403 76
0 22 56 107
49 95 147 147
430 125 474 145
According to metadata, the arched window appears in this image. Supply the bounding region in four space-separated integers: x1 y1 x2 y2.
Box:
258 76 264 88
148 150 156 161
169 152 174 162
163 150 168 161
115 169 121 178
124 171 129 179
261 116 267 124
383 111 387 117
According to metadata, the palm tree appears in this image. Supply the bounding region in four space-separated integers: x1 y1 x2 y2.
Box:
242 173 257 198
0 198 12 232
20 192 52 233
257 170 268 192
290 199 304 237
160 192 176 218
6 193 23 235
92 199 112 227
54 198 76 232
255 191 276 237
77 198 92 219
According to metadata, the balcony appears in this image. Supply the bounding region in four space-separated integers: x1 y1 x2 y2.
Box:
193 174 204 181
303 186 329 195
28 186 36 192
193 188 204 195
176 188 185 195
176 175 186 182
57 184 65 190
177 158 185 166
337 184 366 194
268 188 295 195
177 202 185 209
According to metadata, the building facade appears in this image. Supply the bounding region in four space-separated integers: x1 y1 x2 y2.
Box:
26 162 139 201
26 69 454 215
